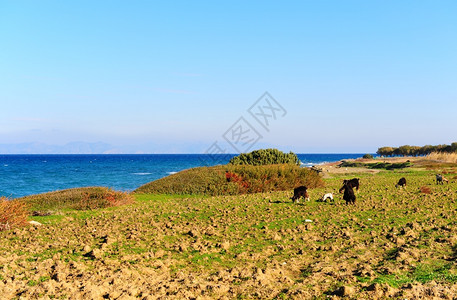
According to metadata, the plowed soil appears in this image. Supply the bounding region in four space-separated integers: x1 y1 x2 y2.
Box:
2 164 457 299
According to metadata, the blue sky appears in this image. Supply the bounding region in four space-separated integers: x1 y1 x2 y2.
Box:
1 1 456 153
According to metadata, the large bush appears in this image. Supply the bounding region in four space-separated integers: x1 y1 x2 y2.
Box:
229 149 300 166
134 164 323 196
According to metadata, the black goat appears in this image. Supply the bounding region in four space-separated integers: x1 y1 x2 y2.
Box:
343 178 360 191
339 182 356 205
396 177 407 188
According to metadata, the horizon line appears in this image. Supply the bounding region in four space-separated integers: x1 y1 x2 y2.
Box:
0 152 375 155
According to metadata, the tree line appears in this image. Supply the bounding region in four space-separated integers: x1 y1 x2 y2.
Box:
377 143 457 157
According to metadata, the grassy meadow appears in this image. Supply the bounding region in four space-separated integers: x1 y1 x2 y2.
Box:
1 161 457 298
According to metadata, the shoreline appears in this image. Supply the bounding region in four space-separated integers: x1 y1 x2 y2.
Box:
313 155 437 176
0 153 367 198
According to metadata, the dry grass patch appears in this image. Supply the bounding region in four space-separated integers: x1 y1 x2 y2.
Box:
420 186 432 194
18 187 134 212
0 197 29 231
425 152 457 164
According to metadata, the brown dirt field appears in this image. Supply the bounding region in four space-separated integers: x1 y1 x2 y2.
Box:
2 160 457 299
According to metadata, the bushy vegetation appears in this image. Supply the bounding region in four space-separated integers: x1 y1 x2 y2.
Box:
377 142 457 157
363 154 374 159
228 148 300 166
0 197 29 231
134 164 323 195
18 187 134 212
340 160 411 170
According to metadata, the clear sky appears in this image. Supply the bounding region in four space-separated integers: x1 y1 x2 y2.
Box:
1 1 456 153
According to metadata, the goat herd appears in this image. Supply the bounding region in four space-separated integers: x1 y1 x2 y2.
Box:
291 173 450 205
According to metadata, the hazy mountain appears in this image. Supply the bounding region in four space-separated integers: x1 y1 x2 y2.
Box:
0 142 118 154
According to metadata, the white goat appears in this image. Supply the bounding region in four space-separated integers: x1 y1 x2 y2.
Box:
321 193 334 202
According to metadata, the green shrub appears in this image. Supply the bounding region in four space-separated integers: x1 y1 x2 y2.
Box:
363 154 374 159
229 149 300 166
17 187 134 211
134 164 323 196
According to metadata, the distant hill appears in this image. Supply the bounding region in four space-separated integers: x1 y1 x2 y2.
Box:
0 142 120 154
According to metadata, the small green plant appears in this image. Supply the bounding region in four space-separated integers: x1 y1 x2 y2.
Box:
27 280 38 287
363 154 374 159
412 263 457 284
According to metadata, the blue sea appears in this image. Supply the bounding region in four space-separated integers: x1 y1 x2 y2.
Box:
0 154 367 198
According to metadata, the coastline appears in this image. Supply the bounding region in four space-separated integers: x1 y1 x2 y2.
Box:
1 153 368 198
313 156 432 177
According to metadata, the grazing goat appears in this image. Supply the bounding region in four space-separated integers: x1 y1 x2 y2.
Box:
339 182 356 205
291 186 310 203
436 174 449 185
396 177 407 188
321 193 334 202
343 178 360 191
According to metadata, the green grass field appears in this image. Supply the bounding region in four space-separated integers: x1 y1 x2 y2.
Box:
1 163 457 298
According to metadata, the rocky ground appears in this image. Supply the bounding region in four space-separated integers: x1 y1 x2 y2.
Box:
2 161 457 299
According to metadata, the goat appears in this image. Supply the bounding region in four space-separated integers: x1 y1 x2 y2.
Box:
436 174 449 185
339 182 356 205
321 193 334 202
343 178 360 191
396 177 407 188
291 186 310 203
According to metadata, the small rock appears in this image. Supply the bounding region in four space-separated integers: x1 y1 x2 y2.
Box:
395 237 406 246
334 285 355 296
178 244 187 252
367 283 381 291
52 272 66 282
155 249 165 258
28 220 42 226
219 241 230 250
85 249 103 259
188 229 199 237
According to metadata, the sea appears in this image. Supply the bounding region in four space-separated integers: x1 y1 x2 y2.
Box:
0 154 368 198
